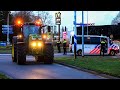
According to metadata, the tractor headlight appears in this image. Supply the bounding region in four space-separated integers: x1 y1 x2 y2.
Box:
17 34 22 39
38 42 42 47
32 42 37 47
43 35 47 39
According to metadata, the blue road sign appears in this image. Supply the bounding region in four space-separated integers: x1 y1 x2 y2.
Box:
2 25 13 34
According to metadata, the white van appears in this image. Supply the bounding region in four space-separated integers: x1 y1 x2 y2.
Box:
71 35 119 56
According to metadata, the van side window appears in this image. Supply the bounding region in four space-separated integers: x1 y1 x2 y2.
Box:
90 37 100 44
84 37 90 44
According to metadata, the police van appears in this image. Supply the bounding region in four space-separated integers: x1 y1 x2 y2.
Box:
71 35 119 56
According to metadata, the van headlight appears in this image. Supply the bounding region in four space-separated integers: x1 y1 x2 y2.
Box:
118 46 120 50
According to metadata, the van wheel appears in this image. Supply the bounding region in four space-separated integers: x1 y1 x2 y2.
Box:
110 50 115 56
77 50 82 56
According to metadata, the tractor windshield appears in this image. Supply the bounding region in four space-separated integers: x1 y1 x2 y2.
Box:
23 25 40 39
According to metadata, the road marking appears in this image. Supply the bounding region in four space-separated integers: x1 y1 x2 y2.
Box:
0 54 11 56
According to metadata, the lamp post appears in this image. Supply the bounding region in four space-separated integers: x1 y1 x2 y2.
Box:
7 12 10 45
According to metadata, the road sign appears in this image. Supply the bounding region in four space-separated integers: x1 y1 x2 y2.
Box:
74 22 95 26
2 25 13 34
55 12 61 25
63 31 67 39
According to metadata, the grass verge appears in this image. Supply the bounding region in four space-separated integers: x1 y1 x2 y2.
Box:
0 73 9 79
54 56 120 78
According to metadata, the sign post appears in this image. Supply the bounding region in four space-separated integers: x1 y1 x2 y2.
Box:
55 12 61 41
82 11 84 57
74 11 77 59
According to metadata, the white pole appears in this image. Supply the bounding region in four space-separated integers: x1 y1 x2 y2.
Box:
87 11 88 35
7 12 10 45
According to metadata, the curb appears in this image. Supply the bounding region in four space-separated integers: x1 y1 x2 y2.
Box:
54 60 120 79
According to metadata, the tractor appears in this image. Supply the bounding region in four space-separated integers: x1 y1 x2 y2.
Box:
12 19 54 65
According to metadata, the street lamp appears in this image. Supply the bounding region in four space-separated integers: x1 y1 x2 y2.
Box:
7 12 10 45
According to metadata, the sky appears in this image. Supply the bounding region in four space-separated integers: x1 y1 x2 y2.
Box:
28 11 119 31
48 11 119 31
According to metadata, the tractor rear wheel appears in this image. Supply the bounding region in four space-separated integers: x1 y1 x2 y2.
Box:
17 43 26 65
44 43 54 64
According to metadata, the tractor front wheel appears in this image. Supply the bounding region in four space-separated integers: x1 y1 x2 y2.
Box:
44 43 54 64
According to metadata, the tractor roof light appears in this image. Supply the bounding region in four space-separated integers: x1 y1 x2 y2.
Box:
15 18 24 26
35 19 42 26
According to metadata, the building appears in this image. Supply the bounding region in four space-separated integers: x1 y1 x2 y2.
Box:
77 23 120 40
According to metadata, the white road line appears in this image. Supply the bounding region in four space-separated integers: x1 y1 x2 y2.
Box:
0 54 11 55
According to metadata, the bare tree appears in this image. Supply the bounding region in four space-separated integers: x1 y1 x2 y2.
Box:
35 11 53 26
11 11 53 26
11 11 34 24
111 11 120 25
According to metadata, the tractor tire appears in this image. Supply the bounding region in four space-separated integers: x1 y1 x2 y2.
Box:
17 43 26 65
12 37 17 62
35 56 44 62
44 43 54 64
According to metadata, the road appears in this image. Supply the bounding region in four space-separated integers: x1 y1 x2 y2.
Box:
0 54 106 79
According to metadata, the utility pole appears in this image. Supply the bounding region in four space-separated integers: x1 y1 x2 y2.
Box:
87 11 88 35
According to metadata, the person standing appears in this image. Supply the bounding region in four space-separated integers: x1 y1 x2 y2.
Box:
100 38 106 56
57 40 61 53
63 39 67 55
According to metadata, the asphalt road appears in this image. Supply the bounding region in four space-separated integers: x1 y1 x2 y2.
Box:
0 54 106 79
